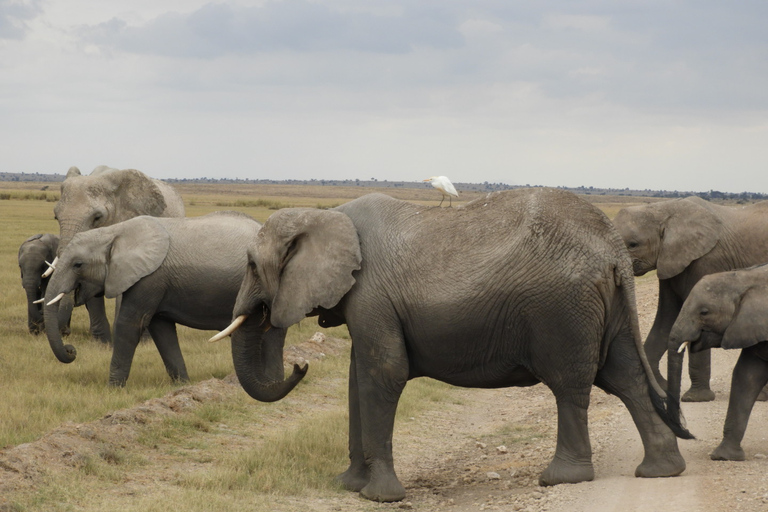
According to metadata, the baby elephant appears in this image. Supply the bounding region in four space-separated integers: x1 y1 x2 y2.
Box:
668 263 768 461
18 234 72 335
43 212 295 390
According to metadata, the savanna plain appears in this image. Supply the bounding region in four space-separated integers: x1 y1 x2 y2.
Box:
1 183 766 511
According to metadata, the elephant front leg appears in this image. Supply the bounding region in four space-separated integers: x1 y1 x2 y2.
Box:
148 317 188 383
539 396 595 486
108 313 145 387
682 349 715 402
85 296 112 344
711 349 768 461
337 347 369 492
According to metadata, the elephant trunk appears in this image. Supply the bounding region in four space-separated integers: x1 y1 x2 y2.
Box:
23 276 44 333
666 334 687 434
230 318 306 402
43 277 77 364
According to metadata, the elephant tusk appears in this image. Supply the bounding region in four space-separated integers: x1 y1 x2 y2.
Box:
209 314 248 342
42 256 58 277
46 292 66 306
33 298 45 304
677 341 689 354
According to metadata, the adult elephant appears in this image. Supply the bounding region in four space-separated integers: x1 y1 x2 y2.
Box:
49 165 185 343
43 212 298 390
613 197 768 402
18 234 72 335
668 263 768 462
213 189 691 503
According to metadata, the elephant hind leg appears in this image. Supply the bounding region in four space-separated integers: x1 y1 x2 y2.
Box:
595 331 686 479
539 395 595 486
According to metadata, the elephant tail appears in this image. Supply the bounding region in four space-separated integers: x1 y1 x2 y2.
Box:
615 263 695 440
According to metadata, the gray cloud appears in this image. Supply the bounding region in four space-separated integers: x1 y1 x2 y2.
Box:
0 0 42 39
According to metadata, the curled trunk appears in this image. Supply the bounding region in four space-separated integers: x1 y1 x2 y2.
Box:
230 319 306 402
44 297 77 363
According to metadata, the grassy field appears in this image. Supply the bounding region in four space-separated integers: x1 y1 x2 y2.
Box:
0 182 650 511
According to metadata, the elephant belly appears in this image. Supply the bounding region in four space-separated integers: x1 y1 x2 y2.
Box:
430 364 541 389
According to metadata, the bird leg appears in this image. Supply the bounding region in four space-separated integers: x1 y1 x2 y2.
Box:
439 196 445 207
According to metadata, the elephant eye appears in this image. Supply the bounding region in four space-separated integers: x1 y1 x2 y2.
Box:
700 308 709 316
73 262 83 269
627 241 639 249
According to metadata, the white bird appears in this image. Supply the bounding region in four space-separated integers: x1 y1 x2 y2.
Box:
423 176 459 207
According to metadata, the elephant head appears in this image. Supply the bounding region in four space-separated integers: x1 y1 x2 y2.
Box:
43 217 170 363
51 166 185 263
213 207 362 402
667 267 768 414
613 197 722 279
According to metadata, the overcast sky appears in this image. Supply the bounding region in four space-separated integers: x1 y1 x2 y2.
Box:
1 1 767 192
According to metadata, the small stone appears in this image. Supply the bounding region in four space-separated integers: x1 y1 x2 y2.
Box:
309 332 326 344
754 453 766 459
398 501 413 509
476 441 488 449
487 471 501 480
496 445 508 454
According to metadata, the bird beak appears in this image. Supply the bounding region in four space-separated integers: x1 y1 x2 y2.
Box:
422 179 430 182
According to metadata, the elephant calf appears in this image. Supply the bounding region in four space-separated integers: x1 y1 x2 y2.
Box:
214 189 692 502
669 263 768 461
18 234 72 335
44 212 293 389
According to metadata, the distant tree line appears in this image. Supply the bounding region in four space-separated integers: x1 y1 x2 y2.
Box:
1 172 766 201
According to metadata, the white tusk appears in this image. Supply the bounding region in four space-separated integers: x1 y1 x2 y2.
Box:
42 256 59 277
677 341 689 354
33 298 45 304
46 292 66 306
209 315 248 342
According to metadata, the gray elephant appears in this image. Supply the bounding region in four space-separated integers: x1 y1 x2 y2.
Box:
213 189 691 503
18 234 72 335
668 263 768 461
43 212 298 390
49 165 186 343
613 197 768 402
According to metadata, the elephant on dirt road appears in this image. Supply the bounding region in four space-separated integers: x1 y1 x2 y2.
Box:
44 212 296 390
613 197 768 402
213 189 692 502
668 263 768 461
49 165 185 343
18 234 72 335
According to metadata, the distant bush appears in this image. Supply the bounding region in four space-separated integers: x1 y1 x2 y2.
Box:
0 191 59 201
215 198 292 210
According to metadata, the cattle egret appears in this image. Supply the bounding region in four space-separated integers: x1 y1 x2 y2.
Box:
423 176 459 207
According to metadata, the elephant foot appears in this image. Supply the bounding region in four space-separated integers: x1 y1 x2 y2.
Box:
681 387 715 402
756 388 768 402
539 457 594 486
710 442 745 461
336 464 369 492
357 461 405 502
634 452 686 478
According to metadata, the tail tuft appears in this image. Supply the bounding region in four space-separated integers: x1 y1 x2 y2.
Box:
650 384 695 440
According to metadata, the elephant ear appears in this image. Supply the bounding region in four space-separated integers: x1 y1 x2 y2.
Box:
257 208 362 329
104 217 170 298
722 286 768 350
657 197 722 280
103 169 168 219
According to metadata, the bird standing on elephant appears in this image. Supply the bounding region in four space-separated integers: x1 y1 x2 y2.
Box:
613 196 768 402
43 212 296 390
668 263 768 461
214 189 691 503
48 165 185 343
423 175 459 206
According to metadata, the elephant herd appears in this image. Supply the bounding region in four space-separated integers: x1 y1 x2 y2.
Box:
16 166 768 502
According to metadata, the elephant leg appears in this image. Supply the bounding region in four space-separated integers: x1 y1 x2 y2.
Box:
85 296 112 344
147 317 188 383
596 330 686 479
645 281 684 388
711 348 768 461
346 330 409 502
682 349 715 402
539 395 594 486
337 345 369 492
108 308 145 387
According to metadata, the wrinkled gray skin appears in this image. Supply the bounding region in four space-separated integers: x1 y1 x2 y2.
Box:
18 234 72 335
52 165 185 343
668 264 768 461
43 212 300 392
226 189 691 502
613 197 768 402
